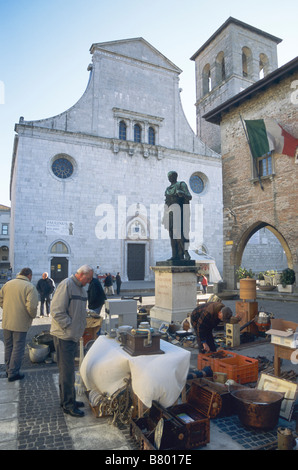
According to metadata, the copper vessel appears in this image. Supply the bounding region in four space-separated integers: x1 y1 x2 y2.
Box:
231 389 284 430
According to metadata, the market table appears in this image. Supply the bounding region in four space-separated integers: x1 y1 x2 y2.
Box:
80 335 191 415
274 344 297 377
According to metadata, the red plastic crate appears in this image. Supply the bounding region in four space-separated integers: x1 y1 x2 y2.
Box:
197 350 258 384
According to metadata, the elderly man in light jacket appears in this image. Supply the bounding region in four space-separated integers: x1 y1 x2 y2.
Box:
50 265 93 418
0 267 39 382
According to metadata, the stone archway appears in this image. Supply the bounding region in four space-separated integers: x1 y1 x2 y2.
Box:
234 222 293 286
235 222 292 267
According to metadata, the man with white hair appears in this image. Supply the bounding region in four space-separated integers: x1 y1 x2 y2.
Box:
50 265 93 417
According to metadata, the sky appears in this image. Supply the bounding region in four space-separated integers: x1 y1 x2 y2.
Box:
0 0 297 207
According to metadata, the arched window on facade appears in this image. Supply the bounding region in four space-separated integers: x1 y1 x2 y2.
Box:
148 126 155 145
134 124 142 143
259 53 269 79
119 120 127 140
50 241 69 254
242 47 253 78
215 51 225 85
202 64 211 95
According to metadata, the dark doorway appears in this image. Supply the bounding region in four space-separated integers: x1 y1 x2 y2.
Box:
51 257 68 284
127 244 145 280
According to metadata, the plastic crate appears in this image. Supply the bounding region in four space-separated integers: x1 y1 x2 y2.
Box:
197 350 258 384
197 349 230 370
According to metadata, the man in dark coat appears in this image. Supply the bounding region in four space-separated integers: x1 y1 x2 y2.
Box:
116 272 122 295
36 272 55 316
191 302 232 353
103 273 114 295
87 276 107 314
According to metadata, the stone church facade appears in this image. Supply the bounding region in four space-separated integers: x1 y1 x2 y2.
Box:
10 38 222 283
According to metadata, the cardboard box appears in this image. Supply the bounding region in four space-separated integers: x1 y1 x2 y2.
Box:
266 319 298 348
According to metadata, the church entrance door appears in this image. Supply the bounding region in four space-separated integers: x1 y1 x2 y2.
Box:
51 257 68 284
127 243 145 280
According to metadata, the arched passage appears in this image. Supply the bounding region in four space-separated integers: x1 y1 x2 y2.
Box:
235 221 293 272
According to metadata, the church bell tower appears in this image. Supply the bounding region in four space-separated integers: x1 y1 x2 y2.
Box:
191 17 282 153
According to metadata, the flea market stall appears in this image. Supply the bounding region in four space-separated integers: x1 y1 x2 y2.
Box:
78 291 298 451
80 335 190 411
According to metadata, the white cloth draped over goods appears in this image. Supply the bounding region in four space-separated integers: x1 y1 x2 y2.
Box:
80 336 191 409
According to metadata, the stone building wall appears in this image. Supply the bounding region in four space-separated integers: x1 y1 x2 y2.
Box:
218 69 298 289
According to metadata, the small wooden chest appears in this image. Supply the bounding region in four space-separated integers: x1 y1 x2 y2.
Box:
121 331 164 356
130 382 218 450
130 403 188 450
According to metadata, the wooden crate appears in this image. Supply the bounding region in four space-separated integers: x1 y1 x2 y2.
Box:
189 378 246 417
183 381 222 419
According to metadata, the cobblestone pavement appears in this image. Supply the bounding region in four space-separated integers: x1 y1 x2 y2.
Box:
0 307 137 451
17 370 73 450
0 366 137 451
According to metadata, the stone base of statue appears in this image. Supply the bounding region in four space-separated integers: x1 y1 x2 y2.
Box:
156 260 196 267
150 263 198 329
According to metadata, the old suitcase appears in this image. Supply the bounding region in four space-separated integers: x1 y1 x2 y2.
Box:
130 382 218 450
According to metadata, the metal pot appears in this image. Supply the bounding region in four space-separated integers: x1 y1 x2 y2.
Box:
28 342 50 363
176 330 189 339
231 389 284 430
33 331 55 352
255 311 271 332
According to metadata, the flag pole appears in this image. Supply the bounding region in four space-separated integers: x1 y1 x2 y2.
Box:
239 114 264 191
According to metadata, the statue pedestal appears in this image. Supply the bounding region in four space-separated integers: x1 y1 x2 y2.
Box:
150 264 198 329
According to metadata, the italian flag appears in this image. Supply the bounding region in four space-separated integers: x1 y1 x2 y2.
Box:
245 119 298 159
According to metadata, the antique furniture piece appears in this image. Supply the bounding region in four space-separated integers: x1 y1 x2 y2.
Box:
130 382 221 450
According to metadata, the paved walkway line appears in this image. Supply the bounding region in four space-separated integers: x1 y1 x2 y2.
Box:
0 378 19 450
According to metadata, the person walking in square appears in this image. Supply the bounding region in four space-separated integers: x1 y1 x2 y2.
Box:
201 275 208 294
104 273 114 295
36 272 55 316
0 267 39 382
116 272 122 295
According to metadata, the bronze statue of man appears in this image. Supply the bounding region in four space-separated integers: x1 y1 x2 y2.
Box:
163 171 192 261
